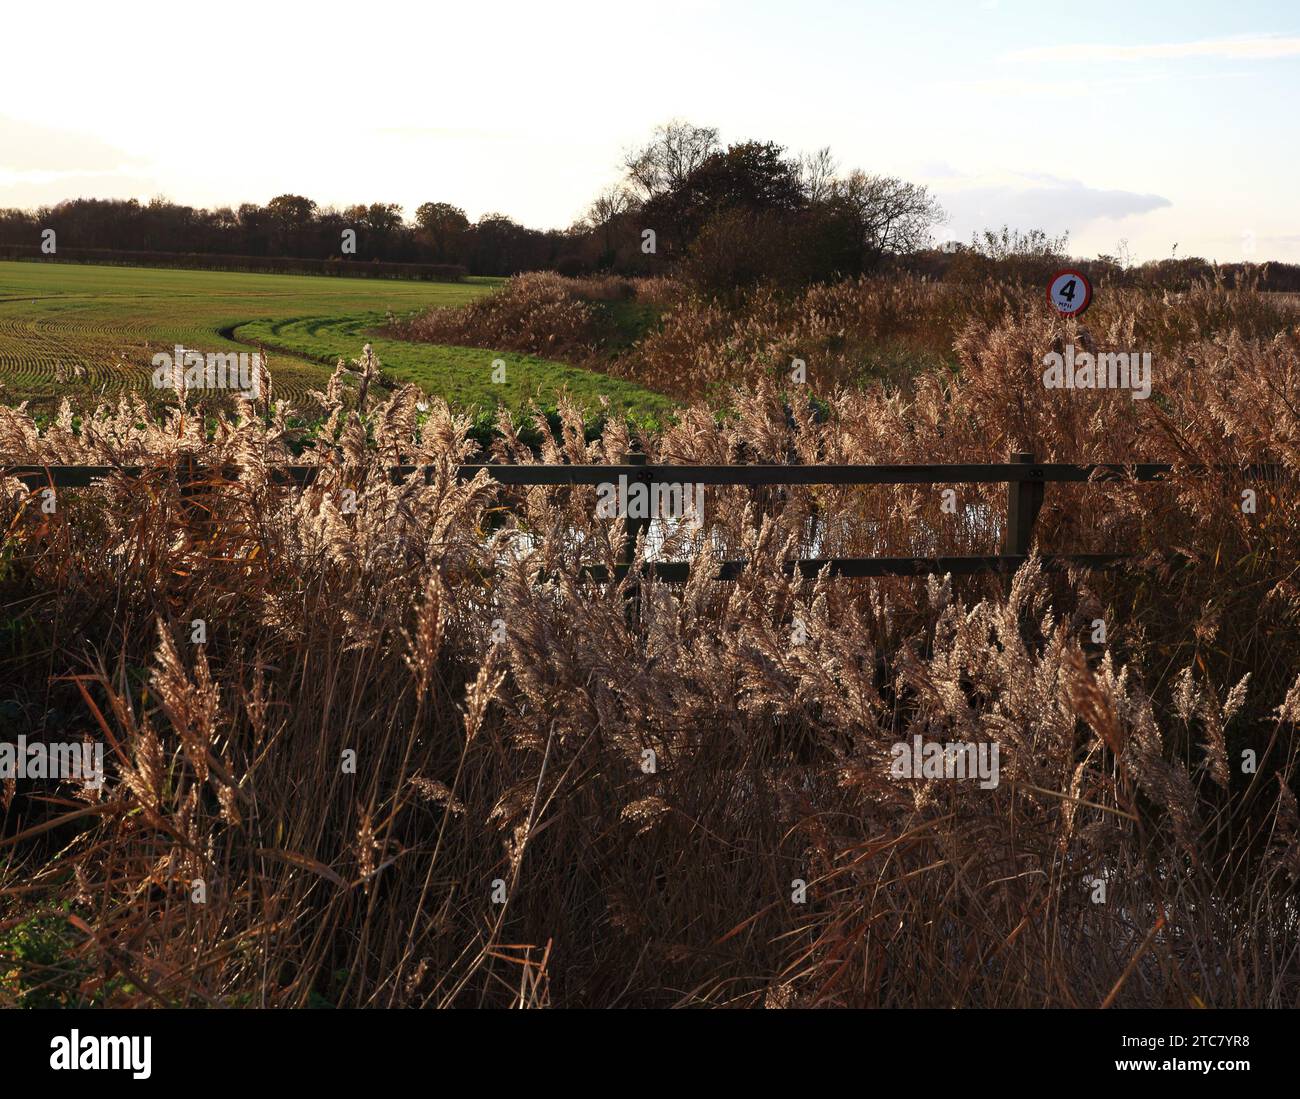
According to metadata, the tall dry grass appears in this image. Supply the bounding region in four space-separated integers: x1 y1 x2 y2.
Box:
395 270 1298 403
386 272 619 362
2 279 1299 1007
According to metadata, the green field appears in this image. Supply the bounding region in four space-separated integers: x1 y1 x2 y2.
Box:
0 261 672 422
235 314 672 421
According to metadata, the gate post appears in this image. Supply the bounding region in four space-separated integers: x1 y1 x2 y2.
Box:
1003 451 1045 558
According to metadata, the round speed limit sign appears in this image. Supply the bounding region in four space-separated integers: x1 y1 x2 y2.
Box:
1047 269 1092 317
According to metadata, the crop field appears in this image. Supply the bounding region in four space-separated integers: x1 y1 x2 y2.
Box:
0 262 670 420
235 313 674 422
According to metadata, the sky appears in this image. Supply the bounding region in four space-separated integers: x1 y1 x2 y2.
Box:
2 0 1298 263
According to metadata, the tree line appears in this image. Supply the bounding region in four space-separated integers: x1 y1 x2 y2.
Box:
0 121 944 286
0 195 545 277
4 120 1298 291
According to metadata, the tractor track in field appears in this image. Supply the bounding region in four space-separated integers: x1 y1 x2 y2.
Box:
0 270 668 418
0 314 326 406
0 261 508 409
219 318 371 368
221 317 383 401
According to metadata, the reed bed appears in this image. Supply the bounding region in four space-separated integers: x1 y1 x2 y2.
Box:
2 280 1299 1007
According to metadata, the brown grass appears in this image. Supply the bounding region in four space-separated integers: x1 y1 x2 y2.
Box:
393 270 1297 403
1 277 1299 1008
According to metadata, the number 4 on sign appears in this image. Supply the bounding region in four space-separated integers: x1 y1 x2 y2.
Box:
1047 269 1093 317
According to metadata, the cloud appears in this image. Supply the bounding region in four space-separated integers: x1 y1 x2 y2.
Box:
0 116 142 173
937 177 1172 241
917 160 966 181
932 72 1165 100
1005 34 1300 64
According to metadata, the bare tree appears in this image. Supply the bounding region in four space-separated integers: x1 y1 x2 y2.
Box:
797 146 838 204
621 120 721 201
834 170 946 258
586 184 632 228
585 183 634 255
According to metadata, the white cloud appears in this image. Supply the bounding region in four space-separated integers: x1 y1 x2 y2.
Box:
1005 34 1300 63
938 177 1172 242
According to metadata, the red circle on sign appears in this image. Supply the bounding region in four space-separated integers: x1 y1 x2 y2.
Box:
1047 269 1092 317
